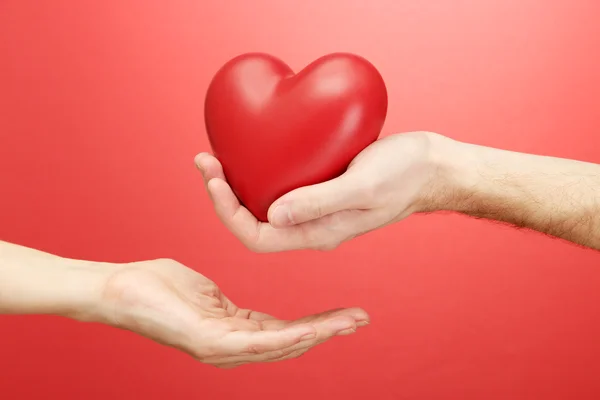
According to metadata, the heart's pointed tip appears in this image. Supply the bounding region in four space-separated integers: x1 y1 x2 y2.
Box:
254 211 270 225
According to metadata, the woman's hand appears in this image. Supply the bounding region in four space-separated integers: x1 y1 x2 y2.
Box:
0 241 369 369
99 258 369 368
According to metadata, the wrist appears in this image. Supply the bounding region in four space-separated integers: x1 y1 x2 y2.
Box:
51 258 119 323
415 132 480 214
0 240 119 322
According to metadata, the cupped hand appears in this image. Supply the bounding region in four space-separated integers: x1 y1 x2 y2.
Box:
100 259 368 368
196 131 444 252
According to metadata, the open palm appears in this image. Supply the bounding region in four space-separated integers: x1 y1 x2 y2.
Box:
100 258 369 368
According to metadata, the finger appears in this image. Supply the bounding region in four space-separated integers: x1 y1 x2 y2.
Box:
271 347 309 363
194 153 379 252
259 307 369 331
213 323 317 357
265 339 335 365
205 177 270 250
208 178 381 253
267 172 365 228
194 153 307 252
262 208 379 252
194 152 226 182
208 341 309 367
290 307 370 326
263 330 355 364
204 316 358 365
256 315 361 362
206 178 314 252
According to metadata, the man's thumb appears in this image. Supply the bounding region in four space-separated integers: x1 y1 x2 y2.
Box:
267 175 359 227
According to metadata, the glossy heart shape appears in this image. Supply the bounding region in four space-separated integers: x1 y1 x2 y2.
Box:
204 52 388 222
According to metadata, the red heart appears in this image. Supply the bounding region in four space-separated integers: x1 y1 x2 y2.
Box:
204 53 388 222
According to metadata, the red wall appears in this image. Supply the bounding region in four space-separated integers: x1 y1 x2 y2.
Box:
1 1 599 399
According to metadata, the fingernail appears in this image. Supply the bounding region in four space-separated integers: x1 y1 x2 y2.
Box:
336 328 356 336
357 321 370 327
300 332 316 341
271 205 291 226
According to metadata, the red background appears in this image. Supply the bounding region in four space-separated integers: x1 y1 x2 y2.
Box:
1 1 599 399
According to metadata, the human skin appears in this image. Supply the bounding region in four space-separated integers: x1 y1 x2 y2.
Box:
0 240 369 368
195 131 600 252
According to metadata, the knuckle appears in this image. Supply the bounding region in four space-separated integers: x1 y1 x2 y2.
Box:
312 202 325 219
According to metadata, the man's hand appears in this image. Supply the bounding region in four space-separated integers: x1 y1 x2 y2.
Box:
196 131 600 251
99 259 368 368
195 131 437 252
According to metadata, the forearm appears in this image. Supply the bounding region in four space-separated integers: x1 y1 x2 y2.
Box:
423 134 600 249
0 240 113 321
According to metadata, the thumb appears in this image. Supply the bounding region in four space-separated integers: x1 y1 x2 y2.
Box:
267 174 362 227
